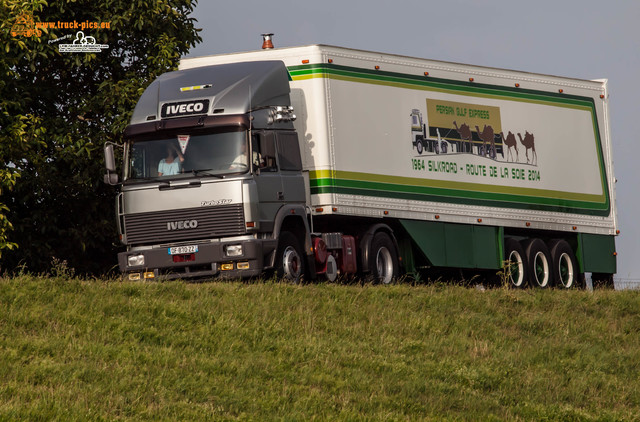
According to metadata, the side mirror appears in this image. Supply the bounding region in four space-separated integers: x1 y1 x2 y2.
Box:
103 143 120 185
104 143 116 172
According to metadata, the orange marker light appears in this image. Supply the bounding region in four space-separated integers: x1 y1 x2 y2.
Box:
315 207 323 212
526 222 531 227
384 211 389 215
328 59 333 63
469 77 475 82
375 65 380 70
600 94 605 99
515 83 520 88
572 226 577 230
332 207 337 212
559 89 564 93
302 59 310 64
435 215 440 219
424 71 430 76
477 218 483 223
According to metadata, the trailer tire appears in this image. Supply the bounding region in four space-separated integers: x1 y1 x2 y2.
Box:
416 140 423 155
275 231 305 282
522 238 552 288
548 239 578 289
504 238 528 288
369 232 398 284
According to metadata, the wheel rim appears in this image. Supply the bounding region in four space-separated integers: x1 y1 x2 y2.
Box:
558 252 574 288
376 247 394 284
417 141 423 154
282 246 301 280
508 250 525 287
533 251 550 287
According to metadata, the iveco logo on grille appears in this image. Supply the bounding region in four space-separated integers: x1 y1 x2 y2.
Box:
167 220 199 231
161 99 209 118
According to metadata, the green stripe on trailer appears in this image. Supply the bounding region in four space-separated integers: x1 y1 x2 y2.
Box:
310 170 609 216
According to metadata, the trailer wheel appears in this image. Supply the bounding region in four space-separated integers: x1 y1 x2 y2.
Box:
548 239 578 289
434 141 440 154
416 140 423 155
369 232 398 284
522 238 552 288
275 231 304 282
504 238 528 288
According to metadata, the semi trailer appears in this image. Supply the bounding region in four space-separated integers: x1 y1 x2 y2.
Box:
104 40 618 287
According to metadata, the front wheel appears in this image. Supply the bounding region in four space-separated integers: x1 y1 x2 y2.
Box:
416 140 423 155
275 231 305 282
368 232 398 284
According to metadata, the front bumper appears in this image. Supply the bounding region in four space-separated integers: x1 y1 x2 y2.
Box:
118 237 277 280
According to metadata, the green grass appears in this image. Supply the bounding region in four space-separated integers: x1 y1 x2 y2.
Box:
1 275 640 420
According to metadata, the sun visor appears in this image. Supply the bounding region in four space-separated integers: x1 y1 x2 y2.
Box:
129 61 291 125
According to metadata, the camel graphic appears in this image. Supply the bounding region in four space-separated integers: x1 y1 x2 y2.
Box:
500 131 518 162
517 131 537 165
475 125 497 159
452 121 473 153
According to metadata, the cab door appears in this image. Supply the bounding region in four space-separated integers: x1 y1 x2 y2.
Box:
252 131 283 231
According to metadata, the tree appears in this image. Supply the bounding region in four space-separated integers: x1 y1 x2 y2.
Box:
0 0 201 274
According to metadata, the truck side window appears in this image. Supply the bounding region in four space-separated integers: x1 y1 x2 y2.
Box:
256 131 277 171
276 132 302 171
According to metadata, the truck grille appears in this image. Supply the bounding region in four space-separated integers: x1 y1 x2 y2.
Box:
124 204 245 245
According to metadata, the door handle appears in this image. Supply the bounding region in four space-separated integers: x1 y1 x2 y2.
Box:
277 191 284 200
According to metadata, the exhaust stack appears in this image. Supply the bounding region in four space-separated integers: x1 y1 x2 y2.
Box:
261 33 274 49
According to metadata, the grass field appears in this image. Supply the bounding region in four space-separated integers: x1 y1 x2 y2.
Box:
1 274 639 420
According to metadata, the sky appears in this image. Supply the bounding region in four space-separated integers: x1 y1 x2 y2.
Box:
187 0 639 280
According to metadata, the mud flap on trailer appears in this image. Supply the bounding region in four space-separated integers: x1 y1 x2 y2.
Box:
399 220 502 269
577 233 617 274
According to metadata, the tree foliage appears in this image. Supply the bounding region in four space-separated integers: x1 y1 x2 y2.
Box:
0 0 201 274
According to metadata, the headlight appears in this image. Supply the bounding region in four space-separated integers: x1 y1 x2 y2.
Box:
127 254 145 267
224 244 243 257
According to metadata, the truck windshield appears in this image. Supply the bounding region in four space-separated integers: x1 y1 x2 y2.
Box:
124 129 248 181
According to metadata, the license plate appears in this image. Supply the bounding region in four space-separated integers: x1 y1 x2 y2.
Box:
168 245 198 255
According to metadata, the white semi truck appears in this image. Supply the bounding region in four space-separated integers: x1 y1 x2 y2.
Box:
104 41 618 287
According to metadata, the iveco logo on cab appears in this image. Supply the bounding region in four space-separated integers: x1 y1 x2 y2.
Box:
161 99 210 118
167 220 199 231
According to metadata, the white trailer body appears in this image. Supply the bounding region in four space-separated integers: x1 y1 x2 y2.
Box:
180 45 616 236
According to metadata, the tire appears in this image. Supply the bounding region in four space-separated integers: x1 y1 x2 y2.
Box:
275 231 305 282
522 238 552 288
416 140 423 155
434 141 440 154
478 145 485 156
441 143 448 154
368 232 398 284
504 238 528 288
548 239 579 289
